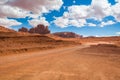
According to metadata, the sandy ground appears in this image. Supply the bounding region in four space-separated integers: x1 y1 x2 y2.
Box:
0 44 120 80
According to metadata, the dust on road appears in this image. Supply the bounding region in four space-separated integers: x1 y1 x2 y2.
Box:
0 44 120 80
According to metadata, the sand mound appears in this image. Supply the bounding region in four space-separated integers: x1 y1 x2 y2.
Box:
0 26 15 32
80 44 120 55
91 44 118 48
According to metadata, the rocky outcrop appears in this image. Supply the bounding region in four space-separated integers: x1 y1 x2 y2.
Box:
29 24 50 34
29 28 35 33
53 32 82 38
18 27 28 32
18 24 50 34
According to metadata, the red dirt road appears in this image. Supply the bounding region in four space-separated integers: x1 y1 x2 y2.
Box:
0 45 120 80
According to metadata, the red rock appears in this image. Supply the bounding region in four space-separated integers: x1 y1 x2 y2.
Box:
18 27 28 32
29 24 50 34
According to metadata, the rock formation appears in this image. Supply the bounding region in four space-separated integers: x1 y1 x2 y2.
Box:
29 24 50 34
18 27 28 32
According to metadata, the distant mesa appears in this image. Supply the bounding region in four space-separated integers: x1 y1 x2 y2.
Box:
53 32 83 38
86 36 96 38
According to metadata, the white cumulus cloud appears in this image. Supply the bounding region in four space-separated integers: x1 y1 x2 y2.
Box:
116 32 120 35
67 5 90 19
54 0 120 28
0 0 8 4
0 0 120 28
0 5 29 18
54 5 88 28
69 19 86 27
28 17 49 27
53 17 69 28
100 20 116 27
7 0 63 14
90 0 112 20
0 18 22 27
111 2 120 21
87 23 97 27
0 0 63 27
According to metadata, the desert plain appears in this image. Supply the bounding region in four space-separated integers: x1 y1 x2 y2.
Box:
0 26 120 80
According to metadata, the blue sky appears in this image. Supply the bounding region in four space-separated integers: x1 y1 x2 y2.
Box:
0 0 120 37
